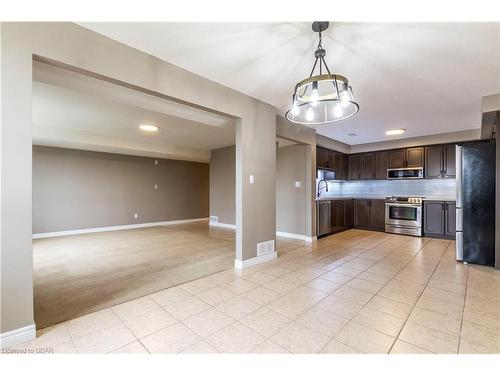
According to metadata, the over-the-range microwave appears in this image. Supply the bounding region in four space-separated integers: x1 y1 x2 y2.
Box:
387 167 423 180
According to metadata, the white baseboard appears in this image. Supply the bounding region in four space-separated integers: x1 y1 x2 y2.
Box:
234 251 277 269
209 222 236 230
276 231 315 242
0 324 36 349
33 217 209 239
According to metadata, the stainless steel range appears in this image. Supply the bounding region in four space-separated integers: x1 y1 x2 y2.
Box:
385 196 423 236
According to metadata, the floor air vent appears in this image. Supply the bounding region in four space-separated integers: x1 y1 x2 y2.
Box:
257 240 275 257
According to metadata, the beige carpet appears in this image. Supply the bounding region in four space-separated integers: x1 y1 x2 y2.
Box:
33 221 235 328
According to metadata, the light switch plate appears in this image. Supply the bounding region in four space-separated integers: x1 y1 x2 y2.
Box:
249 175 255 184
154 184 158 190
295 181 301 188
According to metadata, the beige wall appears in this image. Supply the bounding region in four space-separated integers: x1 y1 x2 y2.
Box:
209 146 235 225
276 116 316 237
1 22 276 336
209 117 317 237
276 144 308 236
33 146 209 234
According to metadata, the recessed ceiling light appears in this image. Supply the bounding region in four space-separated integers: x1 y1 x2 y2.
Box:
347 133 357 137
139 124 158 132
386 129 405 136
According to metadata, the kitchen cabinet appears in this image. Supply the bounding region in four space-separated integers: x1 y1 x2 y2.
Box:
425 144 456 179
389 147 424 168
406 147 424 167
369 200 386 230
354 200 370 228
373 151 388 180
425 145 443 179
317 146 329 169
354 199 385 231
361 152 374 180
316 146 348 180
340 154 349 180
389 149 406 169
344 199 354 228
423 200 456 239
444 202 456 237
348 154 362 180
331 200 346 233
444 144 456 178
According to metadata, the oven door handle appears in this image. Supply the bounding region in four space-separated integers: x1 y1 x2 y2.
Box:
385 203 422 208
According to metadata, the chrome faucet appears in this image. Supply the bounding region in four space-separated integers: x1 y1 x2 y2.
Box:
317 179 328 197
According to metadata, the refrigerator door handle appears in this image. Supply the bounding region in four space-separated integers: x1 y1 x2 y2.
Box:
456 231 463 261
456 208 463 231
455 145 462 208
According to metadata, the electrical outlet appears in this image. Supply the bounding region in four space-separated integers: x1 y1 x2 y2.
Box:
154 184 158 190
294 181 301 188
154 160 158 165
133 213 139 219
249 174 255 184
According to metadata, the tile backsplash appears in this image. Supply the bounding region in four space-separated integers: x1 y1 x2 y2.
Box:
322 178 455 197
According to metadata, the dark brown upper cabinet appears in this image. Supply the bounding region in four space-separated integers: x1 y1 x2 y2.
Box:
348 154 362 180
316 146 349 180
424 144 456 179
406 147 424 167
316 146 329 169
389 147 424 168
360 152 374 180
388 149 406 168
341 154 349 180
444 144 456 178
373 151 388 180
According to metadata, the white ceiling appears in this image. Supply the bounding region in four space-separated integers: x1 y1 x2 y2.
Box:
33 61 235 162
80 22 500 145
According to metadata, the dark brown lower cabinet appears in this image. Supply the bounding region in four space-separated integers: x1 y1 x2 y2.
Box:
369 200 386 230
331 199 354 234
444 202 456 237
354 199 385 231
331 200 345 233
344 199 354 228
354 199 370 228
423 200 456 239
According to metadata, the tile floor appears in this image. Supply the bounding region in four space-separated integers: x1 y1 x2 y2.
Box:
10 229 500 354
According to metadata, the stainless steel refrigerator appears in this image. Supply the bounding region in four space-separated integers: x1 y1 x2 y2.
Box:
456 142 496 267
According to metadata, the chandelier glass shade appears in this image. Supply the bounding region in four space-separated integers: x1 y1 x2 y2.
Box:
286 22 359 125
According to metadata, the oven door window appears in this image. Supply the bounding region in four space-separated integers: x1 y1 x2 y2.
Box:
389 206 417 221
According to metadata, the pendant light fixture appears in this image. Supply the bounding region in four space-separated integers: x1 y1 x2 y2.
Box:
286 22 359 125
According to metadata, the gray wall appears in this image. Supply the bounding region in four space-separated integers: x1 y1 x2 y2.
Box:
276 144 308 235
33 146 209 234
209 146 235 225
209 142 311 237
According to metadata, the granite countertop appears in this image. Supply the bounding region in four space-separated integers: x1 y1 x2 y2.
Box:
316 195 386 201
316 195 456 201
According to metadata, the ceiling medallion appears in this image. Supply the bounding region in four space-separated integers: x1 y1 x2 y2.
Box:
286 21 359 125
